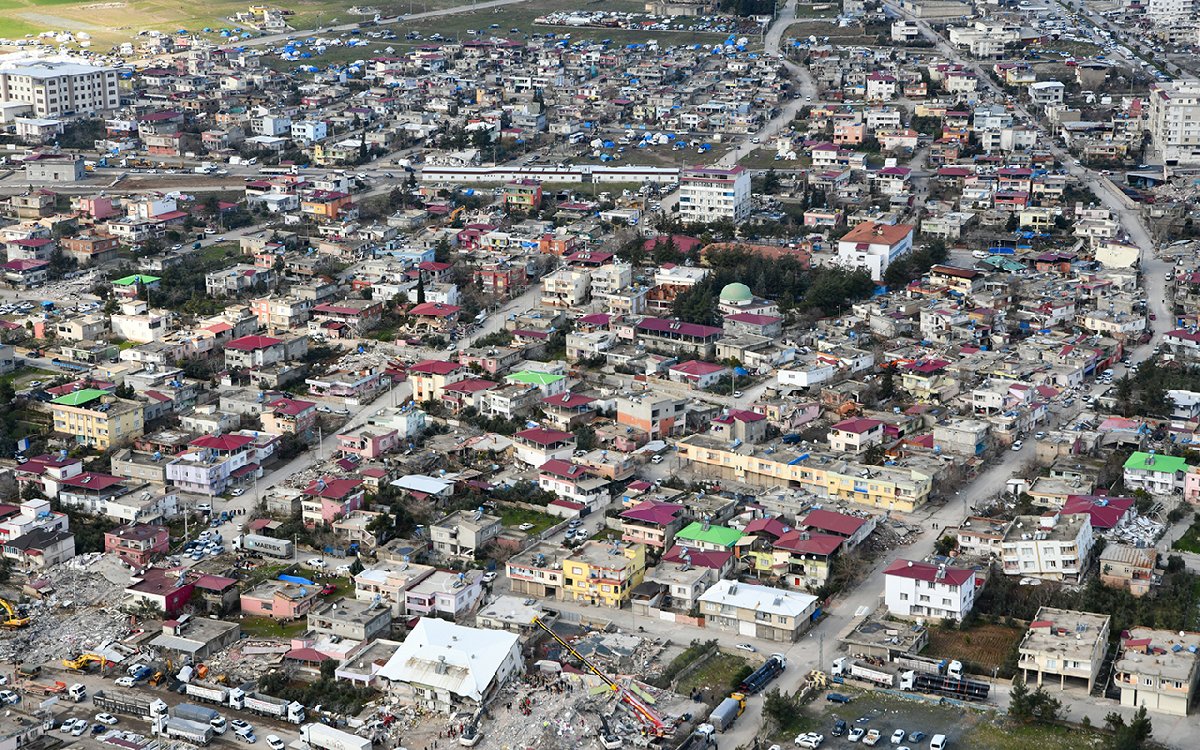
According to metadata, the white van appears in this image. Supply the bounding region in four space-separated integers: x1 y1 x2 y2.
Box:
930 734 947 750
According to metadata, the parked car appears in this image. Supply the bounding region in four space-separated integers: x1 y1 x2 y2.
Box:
890 729 906 744
827 693 853 704
266 736 285 750
832 719 847 736
863 729 881 746
1011 440 1024 451
95 714 118 726
848 727 865 742
735 643 756 653
482 571 497 583
114 677 136 688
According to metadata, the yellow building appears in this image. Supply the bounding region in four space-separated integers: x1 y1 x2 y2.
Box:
51 388 145 450
679 435 931 513
562 541 646 607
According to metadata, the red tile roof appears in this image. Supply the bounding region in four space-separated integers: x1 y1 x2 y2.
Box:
303 477 363 500
832 417 884 435
515 427 574 446
801 508 867 537
61 472 125 490
884 559 974 586
409 359 462 375
539 459 590 480
226 334 283 351
620 500 685 526
191 434 254 452
268 397 316 416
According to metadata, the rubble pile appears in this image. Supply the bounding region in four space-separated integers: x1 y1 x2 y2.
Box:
0 554 133 664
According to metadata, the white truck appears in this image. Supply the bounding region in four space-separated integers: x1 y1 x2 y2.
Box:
832 657 894 687
184 683 232 705
238 692 305 724
301 723 372 750
155 717 214 746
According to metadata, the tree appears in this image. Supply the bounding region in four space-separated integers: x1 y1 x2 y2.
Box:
934 535 958 556
415 271 426 304
574 424 598 452
1105 706 1153 750
1009 678 1062 723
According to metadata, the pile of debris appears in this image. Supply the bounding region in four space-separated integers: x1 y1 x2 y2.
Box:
0 555 134 665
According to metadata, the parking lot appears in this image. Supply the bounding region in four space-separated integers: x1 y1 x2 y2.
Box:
775 690 1105 750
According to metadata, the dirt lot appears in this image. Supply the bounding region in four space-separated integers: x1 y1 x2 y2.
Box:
923 623 1024 675
775 690 1106 750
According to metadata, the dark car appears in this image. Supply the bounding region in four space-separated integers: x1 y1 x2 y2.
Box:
832 719 848 736
826 693 852 704
908 731 927 743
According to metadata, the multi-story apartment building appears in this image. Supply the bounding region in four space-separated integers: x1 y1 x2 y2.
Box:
1114 627 1200 716
1124 451 1188 495
1148 80 1200 166
430 509 502 558
560 541 646 607
50 388 144 450
884 559 977 622
1001 513 1094 583
678 435 932 512
698 579 819 642
506 542 568 599
0 60 119 117
1018 608 1111 692
616 394 688 439
678 166 751 224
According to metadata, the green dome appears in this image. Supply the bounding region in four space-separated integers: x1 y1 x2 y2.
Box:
719 282 753 303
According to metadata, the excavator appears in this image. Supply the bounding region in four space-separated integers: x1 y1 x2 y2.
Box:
0 599 29 628
457 702 488 747
62 654 109 673
531 617 673 737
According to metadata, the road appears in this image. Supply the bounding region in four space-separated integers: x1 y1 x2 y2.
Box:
35 668 307 749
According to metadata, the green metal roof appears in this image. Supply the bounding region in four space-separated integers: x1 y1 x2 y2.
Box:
51 388 109 407
112 274 161 286
676 522 743 548
1124 452 1188 474
507 371 565 385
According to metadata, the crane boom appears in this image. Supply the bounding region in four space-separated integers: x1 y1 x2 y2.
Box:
530 617 670 735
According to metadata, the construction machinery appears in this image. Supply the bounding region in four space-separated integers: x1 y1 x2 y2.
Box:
531 617 674 737
62 654 110 673
1 599 29 628
458 703 487 747
22 680 67 696
596 714 622 749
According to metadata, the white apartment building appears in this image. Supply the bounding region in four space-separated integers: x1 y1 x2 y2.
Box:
678 166 751 224
1146 0 1195 24
0 60 120 117
884 559 976 622
1148 80 1200 166
1001 513 1094 583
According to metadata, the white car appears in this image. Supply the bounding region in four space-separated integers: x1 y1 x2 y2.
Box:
517 523 535 531
95 713 119 726
196 502 212 513
230 720 253 734
796 733 824 748
1011 440 1023 451
307 558 326 569
0 690 19 705
890 730 905 744
114 676 136 688
735 643 756 653
482 571 497 583
848 727 865 742
266 736 285 750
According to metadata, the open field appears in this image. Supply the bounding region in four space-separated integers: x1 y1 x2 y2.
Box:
924 622 1024 674
0 0 465 48
497 504 559 535
675 651 751 698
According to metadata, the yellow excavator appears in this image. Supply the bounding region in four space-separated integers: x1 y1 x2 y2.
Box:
62 654 109 672
0 599 29 628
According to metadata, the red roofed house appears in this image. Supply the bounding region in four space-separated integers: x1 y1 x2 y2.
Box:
709 409 767 444
2 258 49 287
884 559 977 622
311 299 384 334
513 427 576 467
223 334 287 369
636 317 724 358
743 528 846 591
262 397 318 436
408 302 461 331
408 359 466 402
836 221 915 281
301 477 365 525
538 459 610 513
800 508 877 549
104 523 170 567
668 360 729 389
828 417 885 453
540 392 597 430
440 378 498 413
58 472 128 513
620 501 687 549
